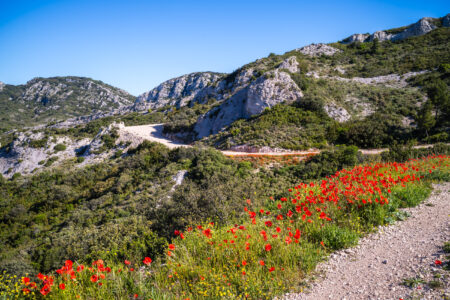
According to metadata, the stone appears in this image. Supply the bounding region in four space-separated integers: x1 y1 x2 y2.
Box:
296 43 341 57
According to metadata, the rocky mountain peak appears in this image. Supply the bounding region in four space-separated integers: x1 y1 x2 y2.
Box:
134 72 225 110
342 14 448 44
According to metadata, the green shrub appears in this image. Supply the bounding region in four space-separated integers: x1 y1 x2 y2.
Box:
53 143 67 152
29 137 48 148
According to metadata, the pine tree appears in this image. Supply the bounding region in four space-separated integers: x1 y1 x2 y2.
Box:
417 100 436 139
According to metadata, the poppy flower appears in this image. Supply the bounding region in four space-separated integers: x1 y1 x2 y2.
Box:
269 267 275 272
59 283 65 290
265 244 272 251
143 257 152 265
40 284 51 296
134 294 138 299
90 275 99 283
76 265 84 272
259 260 265 266
174 230 180 236
242 260 247 266
124 260 131 265
22 277 30 285
169 244 176 250
435 260 442 265
265 221 273 227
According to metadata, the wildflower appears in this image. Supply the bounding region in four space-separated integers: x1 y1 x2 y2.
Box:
259 260 265 266
90 275 99 283
40 284 51 296
124 260 131 265
59 283 65 290
76 265 84 272
174 230 180 236
435 260 442 265
242 260 247 266
265 244 272 251
169 244 176 250
143 257 152 265
269 267 275 272
265 221 273 227
202 228 212 238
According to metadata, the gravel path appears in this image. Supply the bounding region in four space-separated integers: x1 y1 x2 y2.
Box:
120 124 438 157
282 183 450 300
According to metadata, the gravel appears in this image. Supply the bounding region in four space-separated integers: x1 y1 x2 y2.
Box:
281 183 450 300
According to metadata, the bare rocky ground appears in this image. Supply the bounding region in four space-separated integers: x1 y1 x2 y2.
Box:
282 183 450 300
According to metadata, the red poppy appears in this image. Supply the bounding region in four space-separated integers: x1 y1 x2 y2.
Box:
435 260 442 265
202 228 212 238
242 260 247 266
265 221 273 227
90 275 99 283
174 230 180 236
134 294 138 298
265 244 272 251
40 284 51 296
259 260 265 266
22 277 30 285
169 244 176 250
76 265 84 272
180 233 185 239
124 260 131 265
143 257 152 265
269 267 275 272
59 283 65 290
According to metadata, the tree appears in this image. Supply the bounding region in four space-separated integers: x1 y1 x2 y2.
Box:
427 79 449 122
371 38 380 54
417 100 436 139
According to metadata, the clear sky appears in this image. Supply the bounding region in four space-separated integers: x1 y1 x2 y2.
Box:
0 0 448 95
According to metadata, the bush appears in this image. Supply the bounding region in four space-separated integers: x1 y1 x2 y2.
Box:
53 143 67 152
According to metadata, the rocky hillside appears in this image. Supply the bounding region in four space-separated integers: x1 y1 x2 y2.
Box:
342 14 450 43
0 76 135 131
132 14 449 145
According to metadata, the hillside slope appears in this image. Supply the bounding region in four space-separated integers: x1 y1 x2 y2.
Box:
131 14 449 150
0 76 135 131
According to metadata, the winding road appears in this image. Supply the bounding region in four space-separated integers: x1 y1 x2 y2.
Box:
120 124 436 157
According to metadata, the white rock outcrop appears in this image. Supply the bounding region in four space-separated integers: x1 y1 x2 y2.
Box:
194 70 303 138
297 43 341 57
324 104 351 123
134 72 224 110
277 56 299 73
344 33 370 43
0 81 4 91
343 17 439 44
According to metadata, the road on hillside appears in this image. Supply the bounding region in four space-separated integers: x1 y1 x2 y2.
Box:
120 124 436 157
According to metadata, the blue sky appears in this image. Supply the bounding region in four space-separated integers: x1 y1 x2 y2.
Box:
0 0 448 95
